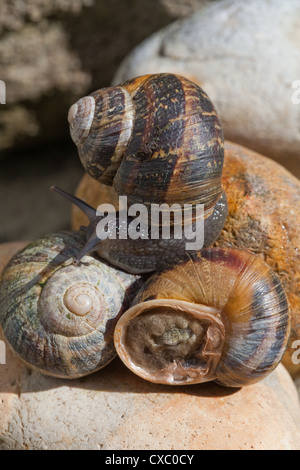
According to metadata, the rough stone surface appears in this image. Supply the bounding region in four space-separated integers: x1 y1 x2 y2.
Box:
1 344 300 450
216 142 300 377
1 241 300 450
113 0 300 178
71 142 300 377
0 0 215 154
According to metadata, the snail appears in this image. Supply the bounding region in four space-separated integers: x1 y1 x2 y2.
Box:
52 73 228 273
50 185 228 274
113 247 290 387
0 231 142 379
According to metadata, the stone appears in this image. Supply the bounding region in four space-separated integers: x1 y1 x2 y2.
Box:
1 347 300 450
0 0 213 154
215 142 300 377
113 0 300 178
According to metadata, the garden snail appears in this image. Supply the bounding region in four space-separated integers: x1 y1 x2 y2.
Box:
53 73 228 273
114 247 290 387
0 231 142 378
50 185 228 274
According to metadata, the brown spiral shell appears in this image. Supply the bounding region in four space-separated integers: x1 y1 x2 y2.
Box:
114 247 290 387
68 73 224 219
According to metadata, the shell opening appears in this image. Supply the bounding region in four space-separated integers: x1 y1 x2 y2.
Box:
115 299 225 385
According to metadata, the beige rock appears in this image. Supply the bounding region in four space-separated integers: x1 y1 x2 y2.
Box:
1 353 300 450
113 0 300 178
1 242 300 450
215 142 300 377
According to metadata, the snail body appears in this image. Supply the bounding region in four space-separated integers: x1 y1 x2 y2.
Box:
0 231 142 378
51 185 228 274
114 247 290 387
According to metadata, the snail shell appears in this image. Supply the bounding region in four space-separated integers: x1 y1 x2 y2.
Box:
68 73 225 220
0 231 142 378
114 247 290 387
61 74 228 273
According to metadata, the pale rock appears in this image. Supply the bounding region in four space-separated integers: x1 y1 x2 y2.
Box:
1 351 300 450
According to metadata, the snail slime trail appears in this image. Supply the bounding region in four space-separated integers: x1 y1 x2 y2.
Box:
95 196 205 251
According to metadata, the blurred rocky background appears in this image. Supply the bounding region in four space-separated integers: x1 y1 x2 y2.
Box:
0 0 299 242
0 0 217 242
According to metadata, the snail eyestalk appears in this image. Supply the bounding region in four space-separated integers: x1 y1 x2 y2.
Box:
50 185 96 221
72 233 100 265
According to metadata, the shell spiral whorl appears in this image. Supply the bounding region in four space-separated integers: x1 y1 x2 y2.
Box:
0 231 142 378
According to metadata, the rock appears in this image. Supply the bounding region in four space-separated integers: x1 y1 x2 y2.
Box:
215 142 300 377
160 0 218 17
0 0 214 154
113 0 300 178
1 347 300 449
71 142 300 377
1 242 300 450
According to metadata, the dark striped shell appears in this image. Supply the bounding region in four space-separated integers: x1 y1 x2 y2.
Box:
0 231 141 379
114 247 290 387
68 73 224 218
